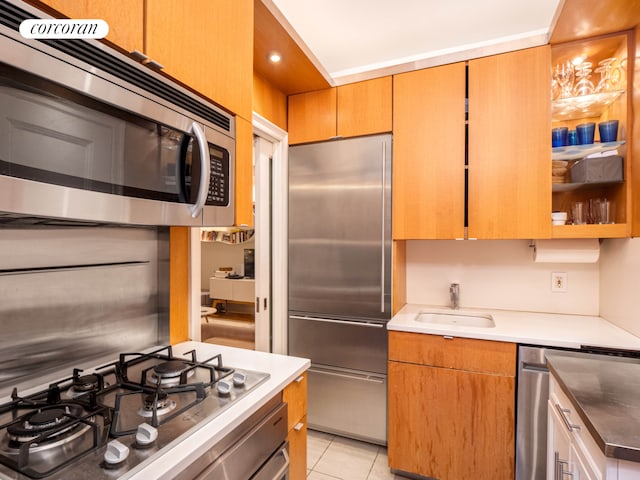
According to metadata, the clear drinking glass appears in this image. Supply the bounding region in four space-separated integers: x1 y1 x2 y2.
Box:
598 199 612 224
572 201 586 225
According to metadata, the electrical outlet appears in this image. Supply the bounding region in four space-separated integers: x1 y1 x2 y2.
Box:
551 272 568 292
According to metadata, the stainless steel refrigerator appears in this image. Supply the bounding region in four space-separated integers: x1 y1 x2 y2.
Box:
288 133 392 445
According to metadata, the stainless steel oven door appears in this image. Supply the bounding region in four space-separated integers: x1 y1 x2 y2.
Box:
174 397 288 480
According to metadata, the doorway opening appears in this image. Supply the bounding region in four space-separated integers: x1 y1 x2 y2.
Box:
192 113 288 353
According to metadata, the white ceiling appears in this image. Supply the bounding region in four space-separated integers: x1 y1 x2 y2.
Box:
267 0 563 85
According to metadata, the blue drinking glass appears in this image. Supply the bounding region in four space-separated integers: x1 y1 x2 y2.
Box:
552 127 568 147
598 120 619 143
576 123 595 145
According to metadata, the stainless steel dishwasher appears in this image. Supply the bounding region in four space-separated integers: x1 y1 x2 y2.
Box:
517 344 640 480
516 345 555 480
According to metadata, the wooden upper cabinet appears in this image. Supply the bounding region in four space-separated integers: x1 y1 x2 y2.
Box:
34 0 143 53
468 46 552 239
288 77 392 144
234 117 254 227
288 88 337 144
145 0 253 120
393 47 551 240
35 0 253 119
337 76 393 137
392 63 467 239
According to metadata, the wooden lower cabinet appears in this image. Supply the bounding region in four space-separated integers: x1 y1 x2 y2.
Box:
388 332 516 480
288 416 307 480
283 372 308 480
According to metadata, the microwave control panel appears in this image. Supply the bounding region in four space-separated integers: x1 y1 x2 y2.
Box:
206 145 230 206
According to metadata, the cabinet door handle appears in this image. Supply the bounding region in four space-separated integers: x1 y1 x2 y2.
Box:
130 49 148 61
294 422 304 431
558 459 574 478
555 403 581 432
144 59 164 70
295 375 304 383
554 452 575 479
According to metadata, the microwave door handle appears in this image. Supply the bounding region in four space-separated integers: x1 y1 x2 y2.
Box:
189 122 210 218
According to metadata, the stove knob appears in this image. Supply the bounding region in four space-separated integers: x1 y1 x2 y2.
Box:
104 439 130 466
217 379 232 396
135 423 158 448
233 371 247 387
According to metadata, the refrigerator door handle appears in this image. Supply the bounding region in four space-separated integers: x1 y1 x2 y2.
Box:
289 315 385 328
309 366 386 384
380 140 386 313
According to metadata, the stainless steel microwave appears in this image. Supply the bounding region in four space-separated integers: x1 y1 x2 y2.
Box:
0 0 235 226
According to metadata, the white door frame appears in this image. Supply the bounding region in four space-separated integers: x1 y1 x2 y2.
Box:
187 113 288 354
252 112 288 354
253 135 271 352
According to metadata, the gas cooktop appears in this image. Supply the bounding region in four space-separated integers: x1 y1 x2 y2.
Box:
0 345 269 479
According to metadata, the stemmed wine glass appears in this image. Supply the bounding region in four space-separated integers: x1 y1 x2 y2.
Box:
595 58 619 92
573 62 594 96
553 62 574 99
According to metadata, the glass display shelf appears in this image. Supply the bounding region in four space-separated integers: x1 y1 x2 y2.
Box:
552 180 623 193
552 141 625 161
552 90 625 121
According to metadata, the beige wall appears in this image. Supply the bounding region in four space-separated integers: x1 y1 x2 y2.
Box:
200 238 256 287
405 238 640 338
599 238 640 337
406 240 599 315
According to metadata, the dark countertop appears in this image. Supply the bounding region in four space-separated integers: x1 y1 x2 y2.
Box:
546 350 640 463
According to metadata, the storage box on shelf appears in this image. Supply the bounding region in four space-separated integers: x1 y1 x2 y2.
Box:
550 32 631 238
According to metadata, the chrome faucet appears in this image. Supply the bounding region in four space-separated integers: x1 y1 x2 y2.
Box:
450 283 460 310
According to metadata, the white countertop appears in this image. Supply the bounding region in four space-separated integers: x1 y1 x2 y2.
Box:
129 341 310 480
389 304 640 350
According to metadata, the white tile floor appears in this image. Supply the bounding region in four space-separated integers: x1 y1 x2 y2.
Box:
306 429 406 480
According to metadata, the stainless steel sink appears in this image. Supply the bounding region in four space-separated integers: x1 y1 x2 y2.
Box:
415 311 495 328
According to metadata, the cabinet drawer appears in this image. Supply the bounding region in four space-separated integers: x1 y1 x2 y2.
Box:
388 331 516 375
550 376 606 476
283 372 307 431
307 366 387 444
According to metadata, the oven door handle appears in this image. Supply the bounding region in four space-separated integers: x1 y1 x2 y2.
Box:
189 121 210 218
270 447 289 480
252 444 290 480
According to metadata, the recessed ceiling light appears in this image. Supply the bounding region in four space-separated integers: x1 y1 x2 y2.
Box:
269 52 282 63
572 56 585 66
